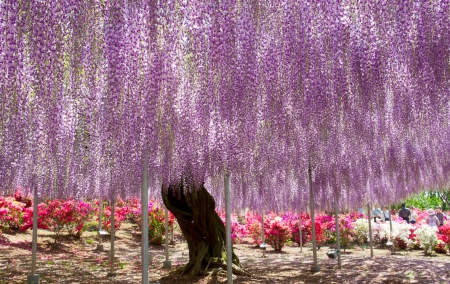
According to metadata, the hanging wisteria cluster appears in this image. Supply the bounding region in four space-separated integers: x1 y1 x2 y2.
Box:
0 0 449 211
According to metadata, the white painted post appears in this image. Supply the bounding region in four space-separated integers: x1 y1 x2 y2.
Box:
334 194 341 269
163 208 171 268
261 202 267 257
389 208 393 233
261 207 265 244
141 158 149 284
367 204 374 258
99 199 103 232
27 175 39 284
309 164 320 272
298 209 303 252
107 199 116 277
97 198 104 251
389 207 394 254
225 173 233 284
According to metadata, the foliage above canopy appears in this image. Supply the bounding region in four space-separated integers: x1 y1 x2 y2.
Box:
0 0 449 211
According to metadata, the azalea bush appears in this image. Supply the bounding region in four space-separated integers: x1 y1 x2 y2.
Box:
303 219 328 249
0 196 26 231
415 225 439 255
136 200 175 245
335 215 354 252
125 197 141 223
372 222 390 246
3 188 450 255
435 234 448 254
438 222 450 249
391 222 412 250
217 211 247 244
231 218 247 244
408 227 420 249
245 212 262 246
265 217 291 251
147 204 165 245
20 199 94 241
352 218 369 245
13 189 32 208
281 212 310 247
316 214 335 243
290 219 310 247
101 201 129 234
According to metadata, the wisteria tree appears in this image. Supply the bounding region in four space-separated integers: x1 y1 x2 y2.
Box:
1 0 450 277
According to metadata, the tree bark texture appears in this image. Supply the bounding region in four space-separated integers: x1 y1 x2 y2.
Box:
162 182 241 277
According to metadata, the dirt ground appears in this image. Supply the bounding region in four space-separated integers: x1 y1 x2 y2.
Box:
1 223 450 284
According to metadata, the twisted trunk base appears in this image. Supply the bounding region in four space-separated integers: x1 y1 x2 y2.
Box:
162 183 246 277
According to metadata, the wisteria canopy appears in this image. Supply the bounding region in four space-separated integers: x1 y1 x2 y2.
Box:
0 0 449 211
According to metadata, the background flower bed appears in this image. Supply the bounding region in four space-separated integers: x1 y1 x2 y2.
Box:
2 190 450 255
2 219 450 284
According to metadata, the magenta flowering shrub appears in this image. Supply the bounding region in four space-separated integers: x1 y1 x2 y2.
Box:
218 211 247 244
348 211 365 221
100 201 129 234
20 199 94 240
265 217 291 251
20 203 51 232
336 215 354 252
13 189 32 208
136 200 175 245
231 219 247 244
287 213 310 246
0 196 26 231
316 214 335 242
435 234 448 253
0 189 33 232
305 219 328 248
247 221 262 245
125 197 141 223
245 212 262 245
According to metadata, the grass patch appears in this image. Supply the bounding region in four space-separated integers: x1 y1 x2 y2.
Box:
85 237 95 244
83 221 99 232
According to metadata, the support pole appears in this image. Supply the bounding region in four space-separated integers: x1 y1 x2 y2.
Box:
299 209 303 253
224 173 233 284
309 163 320 272
107 199 116 277
261 207 265 244
261 202 267 257
389 207 394 254
334 194 341 269
163 208 171 268
389 208 393 233
97 198 104 251
367 203 374 258
99 198 103 232
141 158 149 284
27 176 39 284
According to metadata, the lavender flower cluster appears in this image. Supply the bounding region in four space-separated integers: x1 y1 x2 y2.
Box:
0 1 449 212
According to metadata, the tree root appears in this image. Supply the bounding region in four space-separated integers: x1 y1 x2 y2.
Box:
175 260 252 278
206 260 252 276
209 268 223 277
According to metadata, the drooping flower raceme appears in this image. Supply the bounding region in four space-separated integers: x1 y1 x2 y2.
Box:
0 0 449 215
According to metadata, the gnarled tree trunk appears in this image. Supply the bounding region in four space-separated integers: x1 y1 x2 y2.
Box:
162 182 243 277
